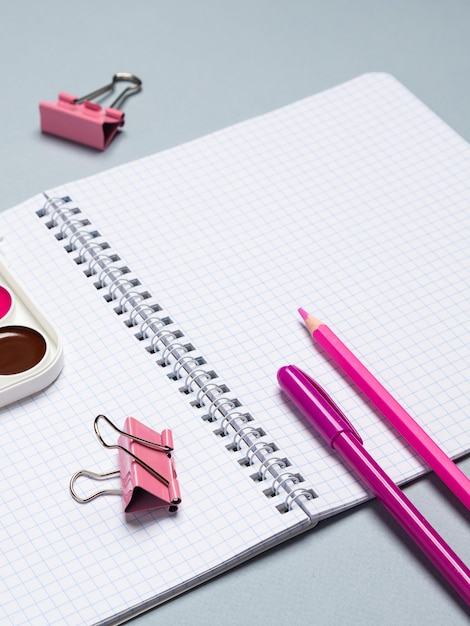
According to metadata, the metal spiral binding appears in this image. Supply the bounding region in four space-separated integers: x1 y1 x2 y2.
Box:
39 196 317 514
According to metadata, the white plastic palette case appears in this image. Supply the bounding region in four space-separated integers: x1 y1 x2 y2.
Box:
0 257 64 407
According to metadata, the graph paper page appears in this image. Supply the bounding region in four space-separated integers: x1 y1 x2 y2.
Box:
0 73 469 624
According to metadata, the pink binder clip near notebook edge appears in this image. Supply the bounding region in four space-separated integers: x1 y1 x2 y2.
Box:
70 415 181 514
39 73 142 150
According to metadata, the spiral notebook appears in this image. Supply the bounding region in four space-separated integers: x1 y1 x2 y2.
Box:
0 72 469 625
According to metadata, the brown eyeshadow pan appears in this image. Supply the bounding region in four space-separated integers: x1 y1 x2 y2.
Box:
0 325 47 375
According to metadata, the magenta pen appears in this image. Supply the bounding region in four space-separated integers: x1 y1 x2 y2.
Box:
277 365 470 606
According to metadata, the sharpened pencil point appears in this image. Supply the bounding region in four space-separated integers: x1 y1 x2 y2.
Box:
298 308 322 334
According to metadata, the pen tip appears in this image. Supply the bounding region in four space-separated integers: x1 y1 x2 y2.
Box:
298 307 309 320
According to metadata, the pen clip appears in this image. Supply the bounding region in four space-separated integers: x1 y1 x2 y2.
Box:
298 368 363 444
278 365 364 447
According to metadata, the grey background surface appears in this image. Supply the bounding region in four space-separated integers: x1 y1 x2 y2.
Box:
1 2 470 624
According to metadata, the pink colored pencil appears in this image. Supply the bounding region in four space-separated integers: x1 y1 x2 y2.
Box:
298 308 470 510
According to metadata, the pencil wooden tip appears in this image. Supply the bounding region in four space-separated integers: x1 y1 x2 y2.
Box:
298 308 322 333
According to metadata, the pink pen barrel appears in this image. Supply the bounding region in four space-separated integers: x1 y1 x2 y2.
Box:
278 362 470 606
333 431 470 605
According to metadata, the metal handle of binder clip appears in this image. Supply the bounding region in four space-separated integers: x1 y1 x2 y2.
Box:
94 414 172 453
93 414 171 487
76 73 142 109
69 469 121 503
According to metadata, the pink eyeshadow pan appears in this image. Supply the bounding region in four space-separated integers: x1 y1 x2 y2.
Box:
0 285 12 319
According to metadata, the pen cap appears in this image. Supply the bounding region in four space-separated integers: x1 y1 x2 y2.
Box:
277 365 362 448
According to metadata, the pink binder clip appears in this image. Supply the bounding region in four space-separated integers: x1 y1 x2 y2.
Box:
39 73 142 150
70 415 181 514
